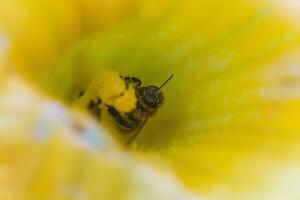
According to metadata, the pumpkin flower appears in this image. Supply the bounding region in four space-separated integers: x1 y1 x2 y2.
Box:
1 0 300 199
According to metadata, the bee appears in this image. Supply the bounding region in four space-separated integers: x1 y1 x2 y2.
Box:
79 68 174 145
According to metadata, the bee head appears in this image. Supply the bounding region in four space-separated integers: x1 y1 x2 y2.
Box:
138 86 164 109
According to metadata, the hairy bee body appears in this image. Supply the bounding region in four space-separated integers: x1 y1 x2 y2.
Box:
79 69 173 144
107 86 161 131
104 76 164 132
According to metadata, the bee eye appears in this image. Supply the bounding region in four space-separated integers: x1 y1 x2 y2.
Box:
144 95 158 107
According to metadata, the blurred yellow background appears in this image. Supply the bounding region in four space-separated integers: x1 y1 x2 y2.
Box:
1 0 300 199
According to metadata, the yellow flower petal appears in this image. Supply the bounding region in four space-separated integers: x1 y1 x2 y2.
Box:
1 0 300 199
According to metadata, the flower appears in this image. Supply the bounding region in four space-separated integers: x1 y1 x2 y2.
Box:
1 0 300 199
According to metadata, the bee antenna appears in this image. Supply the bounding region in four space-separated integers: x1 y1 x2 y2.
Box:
159 74 174 89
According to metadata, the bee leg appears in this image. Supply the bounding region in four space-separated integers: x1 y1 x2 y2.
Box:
107 106 138 131
126 117 148 146
123 77 141 88
87 98 102 118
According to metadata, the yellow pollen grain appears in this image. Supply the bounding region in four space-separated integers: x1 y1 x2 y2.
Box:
88 68 137 113
113 86 137 113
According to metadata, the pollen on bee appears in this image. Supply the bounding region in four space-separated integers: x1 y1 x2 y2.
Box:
113 86 137 113
84 68 137 113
